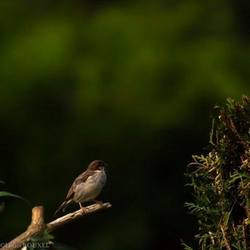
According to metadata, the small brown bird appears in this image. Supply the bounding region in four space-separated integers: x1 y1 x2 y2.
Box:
54 160 107 217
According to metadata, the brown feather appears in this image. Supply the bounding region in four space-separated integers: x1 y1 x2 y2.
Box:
54 200 70 216
64 170 93 201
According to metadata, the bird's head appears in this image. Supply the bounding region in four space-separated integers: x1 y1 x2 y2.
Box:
88 160 107 171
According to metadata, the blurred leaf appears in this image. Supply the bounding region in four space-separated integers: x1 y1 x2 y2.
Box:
30 230 54 242
0 191 29 204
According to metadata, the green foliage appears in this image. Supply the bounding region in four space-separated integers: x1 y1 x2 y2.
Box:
25 231 53 250
0 181 29 212
30 230 54 243
181 240 194 250
185 96 250 249
25 231 76 250
0 191 29 204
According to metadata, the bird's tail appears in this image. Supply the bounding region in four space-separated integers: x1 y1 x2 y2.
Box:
54 200 69 217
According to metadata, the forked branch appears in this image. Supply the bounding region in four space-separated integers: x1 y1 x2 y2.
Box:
0 202 111 250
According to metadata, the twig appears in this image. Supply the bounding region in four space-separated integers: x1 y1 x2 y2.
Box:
243 219 250 249
0 202 111 250
47 202 111 232
220 225 231 250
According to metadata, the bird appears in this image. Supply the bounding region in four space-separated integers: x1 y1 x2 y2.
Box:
54 160 107 217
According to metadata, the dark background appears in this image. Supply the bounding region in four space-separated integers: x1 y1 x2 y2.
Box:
0 1 250 249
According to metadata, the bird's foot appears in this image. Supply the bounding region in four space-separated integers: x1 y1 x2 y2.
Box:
79 202 86 214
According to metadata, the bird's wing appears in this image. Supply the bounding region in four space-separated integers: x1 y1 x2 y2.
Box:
65 170 93 200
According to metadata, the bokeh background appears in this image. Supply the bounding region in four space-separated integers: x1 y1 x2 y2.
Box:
0 0 250 249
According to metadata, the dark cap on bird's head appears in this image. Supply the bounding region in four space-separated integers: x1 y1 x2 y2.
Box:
88 160 107 171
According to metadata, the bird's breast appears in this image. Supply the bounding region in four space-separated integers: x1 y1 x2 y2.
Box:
90 170 106 185
73 170 106 203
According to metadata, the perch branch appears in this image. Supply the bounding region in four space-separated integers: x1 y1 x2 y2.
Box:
0 202 111 250
47 202 111 232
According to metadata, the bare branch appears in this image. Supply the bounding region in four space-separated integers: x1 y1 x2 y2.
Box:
0 202 111 250
47 202 112 232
